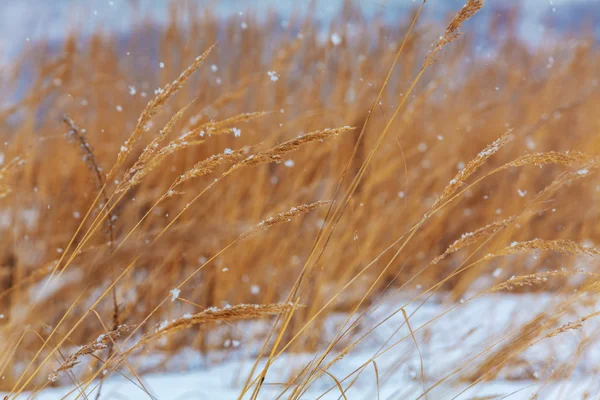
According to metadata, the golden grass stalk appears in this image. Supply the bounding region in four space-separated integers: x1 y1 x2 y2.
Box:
431 215 517 264
63 115 105 188
121 101 196 190
498 150 591 170
236 126 354 168
48 324 135 382
537 159 600 199
0 156 22 199
63 114 116 243
541 311 600 340
424 0 485 67
171 146 249 189
436 150 594 211
483 239 600 261
51 303 295 385
179 111 268 143
107 44 215 181
241 200 332 239
123 111 266 193
431 131 511 210
152 302 296 338
486 269 597 293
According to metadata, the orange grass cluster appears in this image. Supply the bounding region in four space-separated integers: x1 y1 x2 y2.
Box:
1 0 600 397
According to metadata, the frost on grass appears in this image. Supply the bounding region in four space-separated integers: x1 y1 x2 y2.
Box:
170 288 181 302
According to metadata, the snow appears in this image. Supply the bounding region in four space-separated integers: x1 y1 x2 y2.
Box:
578 168 589 176
9 368 598 399
169 288 180 302
7 293 600 399
330 33 342 46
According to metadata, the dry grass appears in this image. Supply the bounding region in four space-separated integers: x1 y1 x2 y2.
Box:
1 0 600 398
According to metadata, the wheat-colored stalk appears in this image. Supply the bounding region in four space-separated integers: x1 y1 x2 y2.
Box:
48 302 294 383
241 201 332 238
432 130 511 210
0 156 22 199
424 0 485 67
178 111 268 143
537 159 600 199
499 150 591 170
48 324 135 382
541 311 600 340
482 239 600 261
236 126 354 168
171 146 249 189
486 269 597 293
107 44 215 180
121 101 196 191
152 302 296 337
431 215 517 264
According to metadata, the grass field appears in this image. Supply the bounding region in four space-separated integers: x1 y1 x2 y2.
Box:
1 0 600 398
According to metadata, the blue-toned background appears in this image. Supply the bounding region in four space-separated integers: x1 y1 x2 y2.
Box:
1 0 598 61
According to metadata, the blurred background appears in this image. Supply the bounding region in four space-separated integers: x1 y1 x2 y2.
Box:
1 0 598 62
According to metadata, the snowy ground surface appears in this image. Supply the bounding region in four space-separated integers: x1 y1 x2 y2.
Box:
5 293 600 399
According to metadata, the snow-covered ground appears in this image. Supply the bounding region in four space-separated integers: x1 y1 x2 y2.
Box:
5 293 600 399
11 365 597 399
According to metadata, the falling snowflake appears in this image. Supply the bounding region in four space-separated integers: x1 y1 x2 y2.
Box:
331 33 342 46
267 71 279 82
170 288 180 302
